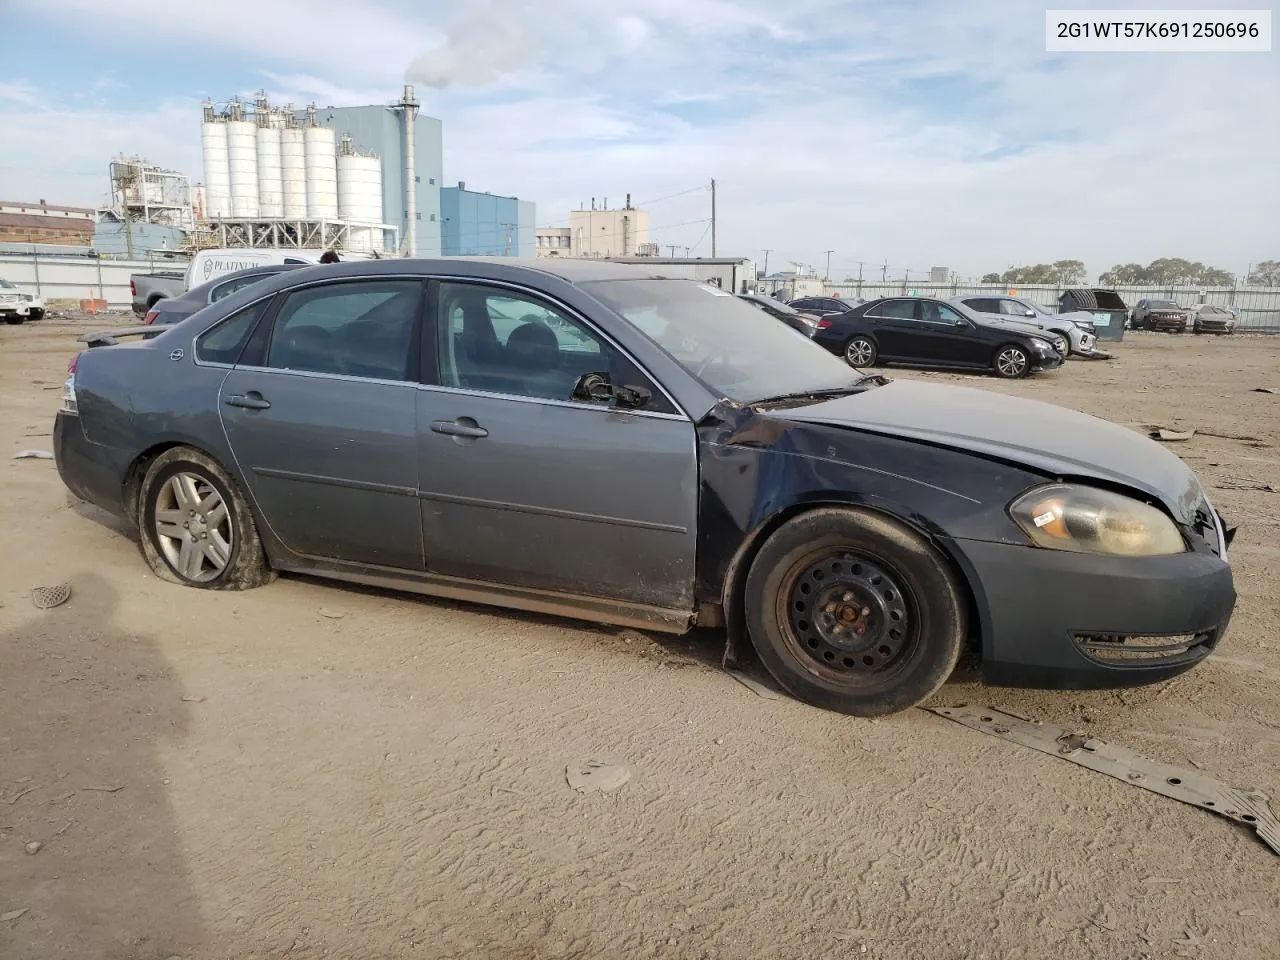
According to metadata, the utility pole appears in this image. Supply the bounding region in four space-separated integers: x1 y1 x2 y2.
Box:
761 249 772 276
684 246 691 257
667 244 678 258
710 178 716 257
881 260 888 282
824 249 834 281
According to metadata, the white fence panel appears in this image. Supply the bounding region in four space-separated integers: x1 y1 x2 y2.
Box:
0 254 189 311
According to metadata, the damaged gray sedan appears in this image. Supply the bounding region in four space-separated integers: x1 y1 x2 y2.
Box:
55 258 1236 716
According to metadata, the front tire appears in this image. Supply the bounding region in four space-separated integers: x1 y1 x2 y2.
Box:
844 336 877 368
744 508 967 717
4 317 23 325
993 344 1031 378
138 446 274 590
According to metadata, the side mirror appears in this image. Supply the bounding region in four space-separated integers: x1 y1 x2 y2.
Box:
572 372 652 409
954 318 967 327
1024 309 1036 317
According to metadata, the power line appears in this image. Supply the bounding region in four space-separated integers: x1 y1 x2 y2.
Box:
634 184 711 207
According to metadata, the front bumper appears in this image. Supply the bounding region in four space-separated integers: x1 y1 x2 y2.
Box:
947 536 1235 689
1029 344 1064 371
1145 316 1187 332
53 410 130 520
1195 321 1233 333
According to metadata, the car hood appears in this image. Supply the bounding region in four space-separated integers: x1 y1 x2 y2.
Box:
975 316 1061 337
769 379 1204 521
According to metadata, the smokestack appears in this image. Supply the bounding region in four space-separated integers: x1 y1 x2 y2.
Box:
626 193 631 210
591 197 595 211
399 83 419 257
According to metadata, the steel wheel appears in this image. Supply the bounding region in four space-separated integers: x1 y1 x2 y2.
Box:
845 337 876 368
995 346 1029 378
779 551 918 680
153 471 233 582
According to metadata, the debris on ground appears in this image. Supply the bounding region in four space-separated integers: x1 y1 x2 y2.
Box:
31 583 71 609
929 705 1280 856
4 786 34 805
1215 477 1276 493
1254 387 1279 394
1150 427 1196 442
318 609 345 619
726 669 782 700
12 449 54 460
1 908 30 922
566 757 632 793
81 785 124 793
24 840 42 855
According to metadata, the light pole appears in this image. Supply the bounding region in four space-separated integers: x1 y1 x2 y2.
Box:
824 249 833 282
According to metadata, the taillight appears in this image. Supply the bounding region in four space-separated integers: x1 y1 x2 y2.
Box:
62 354 79 414
130 279 137 296
144 310 158 325
816 318 833 329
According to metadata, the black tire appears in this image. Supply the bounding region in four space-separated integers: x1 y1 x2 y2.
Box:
844 336 877 368
28 309 44 321
992 343 1031 378
4 317 23 325
744 508 967 717
137 446 274 591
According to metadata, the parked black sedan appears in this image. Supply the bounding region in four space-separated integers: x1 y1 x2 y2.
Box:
737 293 825 336
54 259 1234 717
812 296 1064 378
144 264 306 327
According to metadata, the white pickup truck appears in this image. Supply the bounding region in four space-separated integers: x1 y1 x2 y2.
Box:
0 277 45 324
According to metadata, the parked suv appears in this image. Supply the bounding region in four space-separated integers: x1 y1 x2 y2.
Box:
1130 299 1188 333
811 296 1064 378
951 295 1097 356
0 277 45 324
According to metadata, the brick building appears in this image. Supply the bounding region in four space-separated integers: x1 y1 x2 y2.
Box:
0 200 94 245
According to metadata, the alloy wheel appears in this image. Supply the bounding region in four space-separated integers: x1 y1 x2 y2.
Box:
153 471 233 582
996 348 1028 377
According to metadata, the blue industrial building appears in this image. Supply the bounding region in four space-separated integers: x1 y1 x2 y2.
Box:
440 184 536 258
311 90 534 259
313 101 444 256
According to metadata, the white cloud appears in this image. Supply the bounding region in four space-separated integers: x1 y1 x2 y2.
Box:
4 0 1277 278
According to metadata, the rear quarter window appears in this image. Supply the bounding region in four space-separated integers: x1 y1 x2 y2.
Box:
194 299 272 365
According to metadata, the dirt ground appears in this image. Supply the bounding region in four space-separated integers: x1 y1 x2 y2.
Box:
2 312 1278 960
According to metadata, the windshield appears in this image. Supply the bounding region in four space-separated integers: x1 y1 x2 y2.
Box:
0 279 14 289
584 279 861 402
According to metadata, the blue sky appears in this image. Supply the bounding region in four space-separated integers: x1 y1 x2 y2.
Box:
1 0 1275 280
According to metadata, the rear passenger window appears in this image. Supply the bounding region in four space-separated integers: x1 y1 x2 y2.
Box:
194 299 271 365
265 280 420 381
871 300 917 319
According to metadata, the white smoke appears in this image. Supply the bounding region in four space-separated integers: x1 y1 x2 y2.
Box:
405 1 535 89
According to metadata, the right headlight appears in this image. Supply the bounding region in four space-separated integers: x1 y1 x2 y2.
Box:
1009 483 1187 557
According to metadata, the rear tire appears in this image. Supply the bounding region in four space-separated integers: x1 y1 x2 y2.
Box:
993 344 1031 378
4 317 23 325
137 446 274 591
744 508 967 717
28 309 44 321
844 336 877 368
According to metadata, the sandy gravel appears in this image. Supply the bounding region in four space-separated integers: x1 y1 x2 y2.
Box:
2 313 1278 959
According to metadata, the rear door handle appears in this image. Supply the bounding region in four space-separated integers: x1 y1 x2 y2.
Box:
431 418 488 438
225 393 271 410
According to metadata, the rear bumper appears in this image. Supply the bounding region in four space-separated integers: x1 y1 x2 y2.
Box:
947 537 1235 689
53 411 130 520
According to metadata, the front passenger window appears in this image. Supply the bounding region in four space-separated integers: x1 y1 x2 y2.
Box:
265 280 420 380
435 282 666 409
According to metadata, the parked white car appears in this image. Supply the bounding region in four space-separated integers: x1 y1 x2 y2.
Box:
0 278 45 324
950 294 1097 356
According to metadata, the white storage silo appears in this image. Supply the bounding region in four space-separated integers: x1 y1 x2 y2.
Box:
256 118 284 218
280 124 308 219
200 118 232 218
337 139 384 225
304 124 338 220
227 118 260 218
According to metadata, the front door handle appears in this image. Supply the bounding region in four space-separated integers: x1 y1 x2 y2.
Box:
431 418 488 438
225 392 271 410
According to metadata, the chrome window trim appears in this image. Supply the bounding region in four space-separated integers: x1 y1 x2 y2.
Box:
414 382 688 421
229 364 418 390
